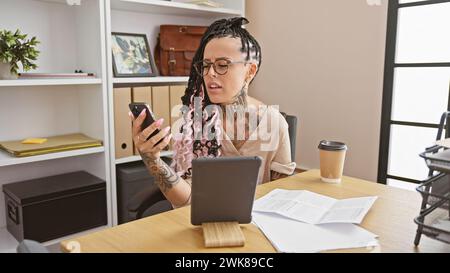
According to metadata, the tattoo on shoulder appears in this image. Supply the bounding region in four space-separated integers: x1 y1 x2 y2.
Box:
139 151 180 193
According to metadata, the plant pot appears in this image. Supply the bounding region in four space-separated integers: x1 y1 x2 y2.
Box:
0 61 18 80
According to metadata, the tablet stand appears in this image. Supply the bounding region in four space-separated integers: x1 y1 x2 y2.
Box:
202 222 245 248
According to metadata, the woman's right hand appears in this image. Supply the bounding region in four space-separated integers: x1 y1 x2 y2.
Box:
129 109 172 162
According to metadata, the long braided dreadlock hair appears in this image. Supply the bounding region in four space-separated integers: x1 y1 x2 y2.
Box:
171 17 262 179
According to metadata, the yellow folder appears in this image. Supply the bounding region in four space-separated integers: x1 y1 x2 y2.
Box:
0 133 103 157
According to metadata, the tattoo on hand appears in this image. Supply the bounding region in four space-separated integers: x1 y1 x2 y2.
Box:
139 151 180 193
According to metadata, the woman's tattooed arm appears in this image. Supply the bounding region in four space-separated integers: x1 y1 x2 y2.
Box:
139 151 181 193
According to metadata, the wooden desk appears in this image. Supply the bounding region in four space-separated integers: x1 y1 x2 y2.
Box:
61 170 450 253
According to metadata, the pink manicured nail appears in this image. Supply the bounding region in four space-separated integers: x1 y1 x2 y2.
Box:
156 118 164 126
140 109 146 115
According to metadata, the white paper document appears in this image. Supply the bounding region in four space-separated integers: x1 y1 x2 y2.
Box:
436 138 450 148
252 211 379 253
432 218 450 243
253 189 377 224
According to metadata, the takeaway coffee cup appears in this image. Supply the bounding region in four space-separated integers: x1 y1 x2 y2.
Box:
318 140 347 183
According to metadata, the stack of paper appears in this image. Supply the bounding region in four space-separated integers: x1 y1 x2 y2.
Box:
18 73 96 79
253 189 378 224
431 218 450 243
435 138 450 148
173 0 224 8
252 189 379 252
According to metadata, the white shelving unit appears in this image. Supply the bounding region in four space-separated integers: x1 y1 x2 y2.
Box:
0 78 102 87
0 0 245 251
0 0 110 252
0 227 20 253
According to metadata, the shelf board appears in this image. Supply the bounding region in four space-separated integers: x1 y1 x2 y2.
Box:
38 0 69 4
111 0 242 17
0 146 105 167
113 76 189 85
115 150 173 164
0 227 19 253
0 78 102 87
30 0 69 4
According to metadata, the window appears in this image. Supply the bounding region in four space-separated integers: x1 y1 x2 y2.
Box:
378 0 450 188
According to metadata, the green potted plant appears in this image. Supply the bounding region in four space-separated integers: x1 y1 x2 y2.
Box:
0 29 40 79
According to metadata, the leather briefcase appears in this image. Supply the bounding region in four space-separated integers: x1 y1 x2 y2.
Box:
155 25 207 76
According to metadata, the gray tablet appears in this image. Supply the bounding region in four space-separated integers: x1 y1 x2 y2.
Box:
191 156 262 226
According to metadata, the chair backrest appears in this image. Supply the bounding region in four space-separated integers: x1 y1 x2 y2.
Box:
281 112 298 162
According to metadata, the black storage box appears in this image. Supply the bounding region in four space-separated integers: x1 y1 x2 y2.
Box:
116 160 172 224
2 171 107 242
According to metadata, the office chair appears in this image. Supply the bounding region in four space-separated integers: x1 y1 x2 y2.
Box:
127 113 298 220
281 112 298 163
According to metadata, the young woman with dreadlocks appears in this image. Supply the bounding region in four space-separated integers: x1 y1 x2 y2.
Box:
130 17 296 208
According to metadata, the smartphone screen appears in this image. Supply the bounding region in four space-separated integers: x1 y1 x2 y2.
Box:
129 102 161 142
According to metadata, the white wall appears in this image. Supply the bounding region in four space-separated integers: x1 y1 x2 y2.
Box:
246 0 388 181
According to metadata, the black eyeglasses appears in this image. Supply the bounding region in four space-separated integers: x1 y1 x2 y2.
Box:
193 58 248 76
